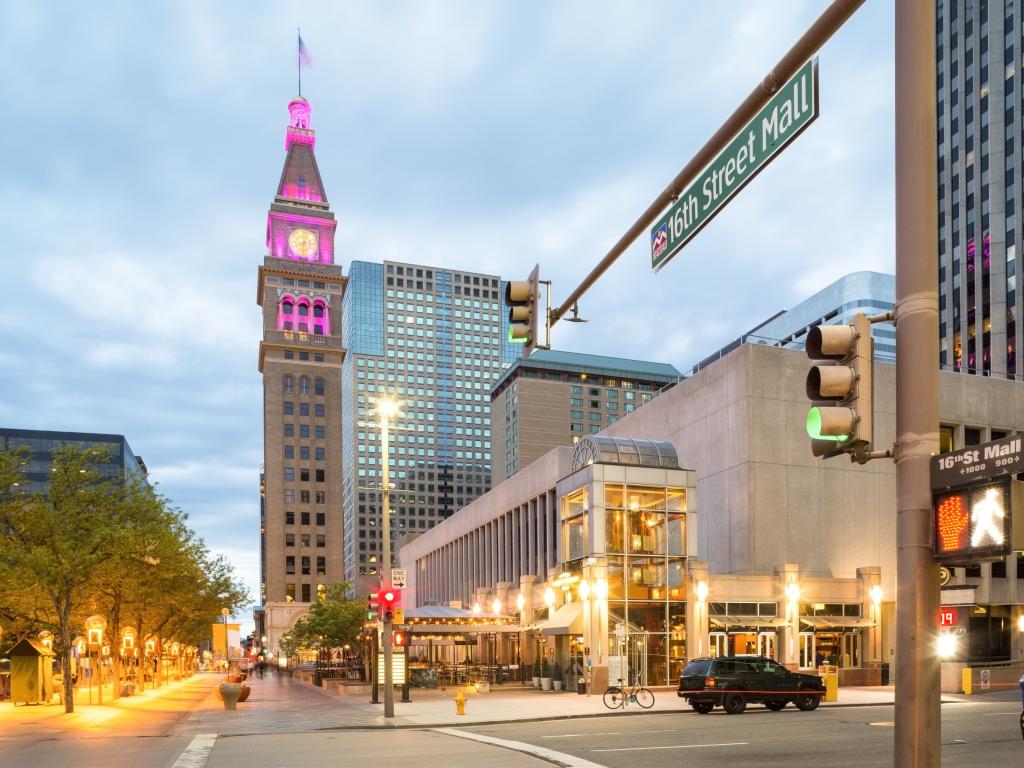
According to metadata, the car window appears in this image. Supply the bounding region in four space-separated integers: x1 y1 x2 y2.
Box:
713 660 734 674
765 661 787 675
682 660 711 676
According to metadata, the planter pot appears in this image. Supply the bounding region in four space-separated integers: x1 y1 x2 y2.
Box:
219 683 242 711
552 681 562 692
540 677 552 691
237 684 251 702
532 676 541 688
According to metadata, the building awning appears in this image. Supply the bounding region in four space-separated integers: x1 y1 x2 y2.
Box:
538 602 585 636
800 616 876 629
403 623 522 635
710 616 790 629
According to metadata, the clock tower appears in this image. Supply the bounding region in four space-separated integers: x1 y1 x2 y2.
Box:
257 97 346 653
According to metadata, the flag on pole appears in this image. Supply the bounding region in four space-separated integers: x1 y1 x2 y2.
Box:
298 33 311 67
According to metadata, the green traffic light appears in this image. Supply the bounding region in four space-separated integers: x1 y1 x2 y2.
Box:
806 407 847 442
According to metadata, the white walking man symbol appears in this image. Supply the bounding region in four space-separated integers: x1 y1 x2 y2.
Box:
970 487 1006 547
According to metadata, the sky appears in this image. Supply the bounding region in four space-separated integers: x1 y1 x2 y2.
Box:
0 1 895 633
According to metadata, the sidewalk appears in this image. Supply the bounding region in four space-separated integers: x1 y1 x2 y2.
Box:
173 671 962 735
0 673 219 738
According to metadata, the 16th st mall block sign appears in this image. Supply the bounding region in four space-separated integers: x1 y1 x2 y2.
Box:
651 58 819 271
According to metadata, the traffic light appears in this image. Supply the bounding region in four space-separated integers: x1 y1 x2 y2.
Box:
380 588 400 621
505 264 543 356
367 591 380 621
805 312 873 461
393 630 406 647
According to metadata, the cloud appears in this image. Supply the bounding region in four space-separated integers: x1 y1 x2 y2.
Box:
0 0 897 634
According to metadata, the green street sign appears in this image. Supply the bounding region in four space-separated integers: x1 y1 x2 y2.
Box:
651 58 819 271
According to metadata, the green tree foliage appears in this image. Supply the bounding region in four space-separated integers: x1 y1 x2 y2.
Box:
0 445 248 712
279 583 365 657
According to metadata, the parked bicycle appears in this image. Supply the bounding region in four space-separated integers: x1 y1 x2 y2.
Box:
603 673 654 709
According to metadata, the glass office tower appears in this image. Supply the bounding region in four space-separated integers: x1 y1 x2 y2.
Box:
341 260 520 585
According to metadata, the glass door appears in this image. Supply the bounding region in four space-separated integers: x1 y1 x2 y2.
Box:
709 632 727 659
627 633 649 686
757 632 776 660
799 632 816 669
842 633 861 667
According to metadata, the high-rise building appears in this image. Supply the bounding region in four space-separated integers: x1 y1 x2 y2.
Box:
936 0 1019 377
690 271 896 375
0 428 146 493
489 350 681 484
257 97 345 649
340 260 520 587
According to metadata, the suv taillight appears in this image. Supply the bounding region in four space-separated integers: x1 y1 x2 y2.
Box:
705 676 716 688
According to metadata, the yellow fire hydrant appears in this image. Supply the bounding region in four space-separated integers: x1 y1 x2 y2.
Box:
455 690 466 715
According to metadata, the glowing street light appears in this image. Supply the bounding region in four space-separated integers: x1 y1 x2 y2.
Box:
374 394 402 720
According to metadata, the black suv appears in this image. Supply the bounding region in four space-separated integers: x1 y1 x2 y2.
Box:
677 655 825 714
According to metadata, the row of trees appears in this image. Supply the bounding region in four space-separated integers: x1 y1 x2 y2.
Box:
278 583 367 661
0 444 248 712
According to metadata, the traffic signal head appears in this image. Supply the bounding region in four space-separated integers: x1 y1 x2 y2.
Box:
393 630 406 647
505 264 542 355
805 313 873 460
367 592 380 620
380 588 399 621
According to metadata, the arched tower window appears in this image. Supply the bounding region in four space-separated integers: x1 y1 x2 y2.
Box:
312 300 331 335
296 300 311 333
315 378 325 396
278 295 297 331
300 376 310 395
284 375 294 394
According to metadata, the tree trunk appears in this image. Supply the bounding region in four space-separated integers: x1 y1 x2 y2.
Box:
57 607 75 713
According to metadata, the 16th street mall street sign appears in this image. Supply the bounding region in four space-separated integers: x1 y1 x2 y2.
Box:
650 58 819 271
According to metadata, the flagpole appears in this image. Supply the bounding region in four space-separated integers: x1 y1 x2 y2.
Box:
297 27 301 97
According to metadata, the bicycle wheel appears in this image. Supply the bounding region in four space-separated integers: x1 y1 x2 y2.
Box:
603 686 624 709
634 687 655 708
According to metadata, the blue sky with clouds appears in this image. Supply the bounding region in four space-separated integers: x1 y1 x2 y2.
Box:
0 2 894 630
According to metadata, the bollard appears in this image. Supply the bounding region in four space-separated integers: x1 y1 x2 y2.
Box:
823 672 839 703
455 690 466 716
962 667 972 696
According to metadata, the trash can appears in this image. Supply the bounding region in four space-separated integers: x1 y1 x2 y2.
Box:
881 663 890 686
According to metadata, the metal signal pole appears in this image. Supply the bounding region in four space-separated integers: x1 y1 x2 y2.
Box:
894 0 941 764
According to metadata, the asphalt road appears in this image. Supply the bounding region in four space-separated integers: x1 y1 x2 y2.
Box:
459 690 1024 768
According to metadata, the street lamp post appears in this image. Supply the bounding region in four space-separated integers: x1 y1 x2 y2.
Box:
85 615 105 705
376 396 399 719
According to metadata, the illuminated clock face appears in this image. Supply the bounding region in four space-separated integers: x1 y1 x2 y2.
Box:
288 228 319 259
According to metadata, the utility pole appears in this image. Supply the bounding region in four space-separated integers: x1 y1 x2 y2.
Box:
894 0 940 764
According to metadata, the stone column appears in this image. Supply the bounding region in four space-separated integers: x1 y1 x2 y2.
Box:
775 563 801 670
520 574 537 668
858 566 883 672
687 560 710 660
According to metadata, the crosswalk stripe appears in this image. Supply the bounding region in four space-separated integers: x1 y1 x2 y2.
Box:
172 733 218 768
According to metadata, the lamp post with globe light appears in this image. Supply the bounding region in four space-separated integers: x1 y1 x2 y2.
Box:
85 615 106 704
375 395 400 719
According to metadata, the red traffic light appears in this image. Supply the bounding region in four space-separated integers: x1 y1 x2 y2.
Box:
383 591 395 602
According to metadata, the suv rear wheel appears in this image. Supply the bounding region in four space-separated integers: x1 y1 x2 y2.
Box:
722 693 747 715
794 692 820 711
692 701 714 714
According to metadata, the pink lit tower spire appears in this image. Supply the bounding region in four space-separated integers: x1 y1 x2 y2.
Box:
264 93 337 265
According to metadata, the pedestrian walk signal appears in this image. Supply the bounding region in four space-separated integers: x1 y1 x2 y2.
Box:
933 479 1024 563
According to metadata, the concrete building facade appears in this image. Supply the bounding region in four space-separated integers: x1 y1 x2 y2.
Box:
490 350 680 485
401 343 1024 690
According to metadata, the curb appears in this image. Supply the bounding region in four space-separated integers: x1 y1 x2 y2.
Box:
300 699 908 732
